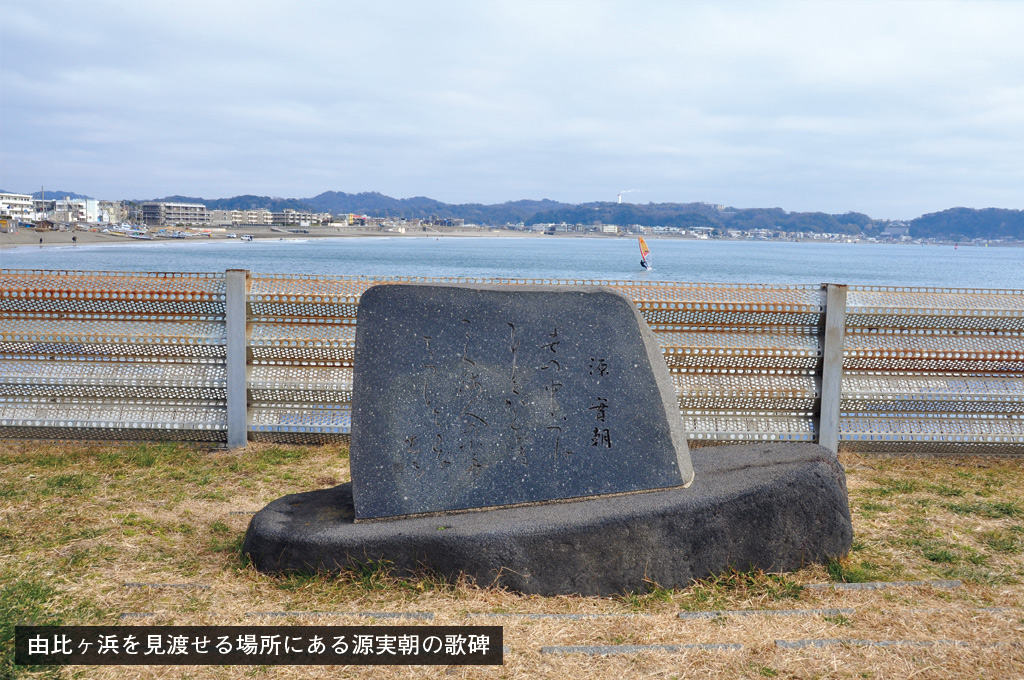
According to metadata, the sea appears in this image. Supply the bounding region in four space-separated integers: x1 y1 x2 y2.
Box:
2 236 1022 289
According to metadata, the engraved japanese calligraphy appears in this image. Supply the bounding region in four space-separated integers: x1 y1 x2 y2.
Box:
350 284 692 519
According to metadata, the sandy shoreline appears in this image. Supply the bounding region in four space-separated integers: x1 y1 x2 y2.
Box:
4 226 999 252
0 225 615 250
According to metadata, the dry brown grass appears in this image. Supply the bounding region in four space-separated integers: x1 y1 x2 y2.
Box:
2 441 1022 679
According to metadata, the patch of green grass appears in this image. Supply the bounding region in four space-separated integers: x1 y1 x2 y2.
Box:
260 447 309 466
96 442 199 469
922 547 958 564
0 577 62 677
121 512 162 531
934 564 1016 585
30 450 86 469
347 560 398 591
865 477 920 497
274 559 398 594
43 473 97 496
678 583 726 612
927 483 965 497
620 580 677 610
981 530 1022 554
0 483 23 501
980 474 1006 489
826 558 885 583
944 500 1022 519
210 533 244 556
859 501 889 514
678 569 802 611
823 613 852 626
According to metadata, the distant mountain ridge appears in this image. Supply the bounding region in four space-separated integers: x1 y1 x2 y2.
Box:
910 208 1024 241
27 190 95 200
10 188 1021 239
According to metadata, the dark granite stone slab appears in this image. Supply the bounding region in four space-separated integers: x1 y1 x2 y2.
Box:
243 443 853 596
350 284 692 520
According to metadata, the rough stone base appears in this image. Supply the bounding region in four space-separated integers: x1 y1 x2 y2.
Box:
243 443 852 596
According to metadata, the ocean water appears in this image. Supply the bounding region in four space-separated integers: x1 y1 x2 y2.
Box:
2 236 1022 289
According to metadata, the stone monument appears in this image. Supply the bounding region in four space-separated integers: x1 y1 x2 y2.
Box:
244 283 852 595
349 284 693 519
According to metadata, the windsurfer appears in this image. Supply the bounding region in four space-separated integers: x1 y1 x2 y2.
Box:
638 236 653 270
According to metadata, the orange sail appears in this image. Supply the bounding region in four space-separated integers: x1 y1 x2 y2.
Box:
638 237 651 269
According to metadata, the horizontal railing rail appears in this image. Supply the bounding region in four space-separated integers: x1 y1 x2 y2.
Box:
2 269 1021 454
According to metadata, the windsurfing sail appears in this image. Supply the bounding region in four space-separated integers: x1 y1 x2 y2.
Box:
638 237 652 270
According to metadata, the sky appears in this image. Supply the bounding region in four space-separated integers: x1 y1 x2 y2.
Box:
1 0 1022 220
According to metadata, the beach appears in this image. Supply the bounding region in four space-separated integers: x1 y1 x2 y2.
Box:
0 224 578 250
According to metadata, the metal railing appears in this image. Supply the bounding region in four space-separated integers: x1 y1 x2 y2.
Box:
2 269 1022 454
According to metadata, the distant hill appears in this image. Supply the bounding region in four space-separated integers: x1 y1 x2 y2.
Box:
148 194 315 212
910 208 1024 241
31 190 94 200
17 188 1021 239
298 195 887 234
303 191 574 222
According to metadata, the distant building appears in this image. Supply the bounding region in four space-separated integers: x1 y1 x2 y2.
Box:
98 200 126 223
271 209 312 227
142 202 210 226
209 208 275 226
209 209 240 226
0 193 34 221
244 209 273 225
882 223 910 238
52 198 89 223
271 209 330 226
33 199 56 216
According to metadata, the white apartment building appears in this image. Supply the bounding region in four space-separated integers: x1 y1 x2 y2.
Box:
55 198 101 223
209 208 274 226
272 209 313 226
245 209 274 225
0 193 35 221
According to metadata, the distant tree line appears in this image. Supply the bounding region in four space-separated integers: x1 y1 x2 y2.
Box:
909 208 1024 241
23 189 1023 240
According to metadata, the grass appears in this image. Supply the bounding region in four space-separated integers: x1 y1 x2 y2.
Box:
0 579 61 679
944 500 1022 519
1 442 1023 679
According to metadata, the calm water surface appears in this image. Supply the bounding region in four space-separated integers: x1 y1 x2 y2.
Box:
3 237 1022 288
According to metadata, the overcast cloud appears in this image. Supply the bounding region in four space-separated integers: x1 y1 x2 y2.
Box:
1 0 1022 219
